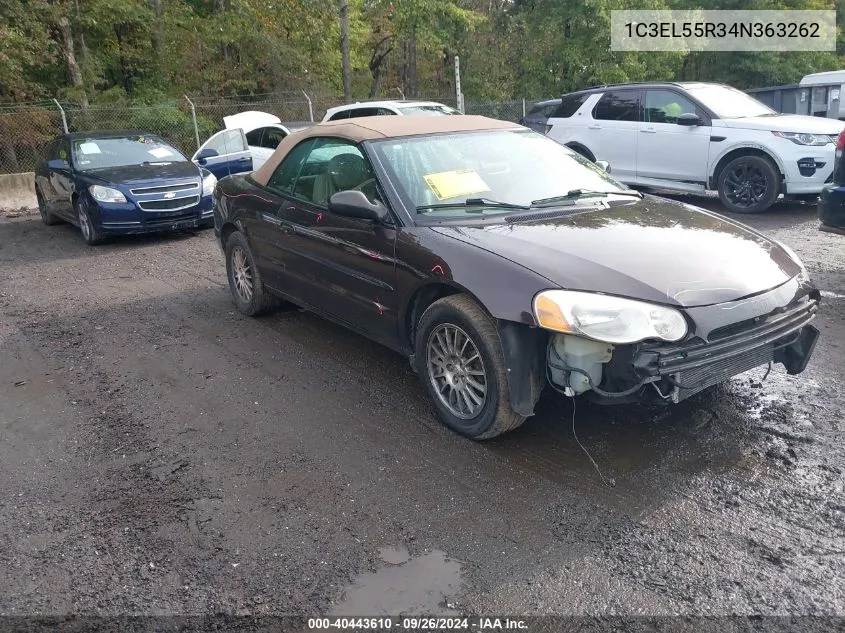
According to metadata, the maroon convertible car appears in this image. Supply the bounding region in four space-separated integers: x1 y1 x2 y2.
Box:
212 115 820 439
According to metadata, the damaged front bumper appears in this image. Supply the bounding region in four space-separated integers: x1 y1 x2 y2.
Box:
546 276 821 405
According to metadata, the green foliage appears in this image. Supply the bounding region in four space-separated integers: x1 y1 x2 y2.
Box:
0 0 842 105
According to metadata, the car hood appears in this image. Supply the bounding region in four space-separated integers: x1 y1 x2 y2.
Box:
431 196 802 308
82 161 201 186
720 113 845 134
224 110 282 134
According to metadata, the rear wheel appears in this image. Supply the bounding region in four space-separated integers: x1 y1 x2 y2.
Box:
225 231 281 316
717 155 779 213
415 294 526 440
75 198 105 245
36 189 60 225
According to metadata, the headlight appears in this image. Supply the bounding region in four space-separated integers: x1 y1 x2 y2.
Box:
533 290 688 344
772 131 832 146
202 171 217 196
89 185 126 203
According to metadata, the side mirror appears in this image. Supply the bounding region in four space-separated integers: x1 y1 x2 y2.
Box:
47 159 70 170
195 147 219 163
595 160 611 173
677 113 701 127
328 190 389 222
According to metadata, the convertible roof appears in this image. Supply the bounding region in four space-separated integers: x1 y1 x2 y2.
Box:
252 115 520 186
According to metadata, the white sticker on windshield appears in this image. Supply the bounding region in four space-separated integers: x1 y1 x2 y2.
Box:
79 142 101 154
148 147 174 159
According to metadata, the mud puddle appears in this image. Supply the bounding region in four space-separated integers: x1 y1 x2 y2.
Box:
329 546 462 615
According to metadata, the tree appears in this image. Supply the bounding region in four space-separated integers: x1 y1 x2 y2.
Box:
340 0 352 102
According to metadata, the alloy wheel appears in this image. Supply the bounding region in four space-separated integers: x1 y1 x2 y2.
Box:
723 162 768 209
231 246 254 303
426 323 488 419
78 204 92 241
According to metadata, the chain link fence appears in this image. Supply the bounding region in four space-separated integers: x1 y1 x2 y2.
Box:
0 94 537 176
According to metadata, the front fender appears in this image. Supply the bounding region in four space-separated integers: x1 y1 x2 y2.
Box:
496 320 548 417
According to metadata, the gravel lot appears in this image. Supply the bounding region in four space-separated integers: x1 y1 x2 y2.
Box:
1 196 843 623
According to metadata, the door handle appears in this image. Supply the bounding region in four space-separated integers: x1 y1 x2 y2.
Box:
641 127 657 133
237 157 249 161
587 124 601 129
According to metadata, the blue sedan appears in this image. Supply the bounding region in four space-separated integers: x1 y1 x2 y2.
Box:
34 131 217 245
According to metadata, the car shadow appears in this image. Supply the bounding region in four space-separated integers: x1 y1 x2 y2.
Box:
0 216 211 267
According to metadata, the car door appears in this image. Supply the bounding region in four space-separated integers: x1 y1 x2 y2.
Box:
584 89 640 180
252 126 288 170
49 138 75 218
280 137 399 346
635 88 712 191
245 138 316 291
192 129 252 179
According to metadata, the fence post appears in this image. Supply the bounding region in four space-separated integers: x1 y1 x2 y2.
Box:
184 95 200 151
522 98 526 118
53 99 68 133
454 56 464 113
302 90 314 122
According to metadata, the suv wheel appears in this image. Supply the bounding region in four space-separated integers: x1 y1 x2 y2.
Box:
717 155 779 213
415 294 526 440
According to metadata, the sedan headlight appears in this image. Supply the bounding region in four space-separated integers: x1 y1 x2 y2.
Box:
771 131 832 146
89 185 126 203
533 290 688 344
202 171 217 196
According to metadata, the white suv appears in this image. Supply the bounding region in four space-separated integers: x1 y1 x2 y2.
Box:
322 100 460 122
544 82 845 213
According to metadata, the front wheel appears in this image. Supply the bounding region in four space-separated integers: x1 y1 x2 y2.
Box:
415 294 526 440
75 199 105 245
717 155 780 213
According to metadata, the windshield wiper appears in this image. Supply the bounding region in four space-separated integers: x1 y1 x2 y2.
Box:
531 189 642 206
416 197 531 213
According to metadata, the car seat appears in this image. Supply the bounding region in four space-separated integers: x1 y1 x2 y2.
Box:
312 153 367 205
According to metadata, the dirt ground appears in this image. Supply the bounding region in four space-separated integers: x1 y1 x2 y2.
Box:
1 195 843 624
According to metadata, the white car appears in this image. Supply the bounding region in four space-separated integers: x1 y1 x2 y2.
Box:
192 111 291 178
322 100 460 122
543 82 845 213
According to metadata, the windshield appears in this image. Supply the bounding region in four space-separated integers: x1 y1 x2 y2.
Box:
71 135 188 171
368 129 629 218
684 85 776 119
398 105 461 116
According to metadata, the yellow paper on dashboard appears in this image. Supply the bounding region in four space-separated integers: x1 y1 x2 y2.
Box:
423 169 491 200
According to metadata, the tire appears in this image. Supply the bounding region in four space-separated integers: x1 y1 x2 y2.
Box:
414 294 526 440
75 198 105 245
36 189 60 225
717 155 780 213
225 231 281 316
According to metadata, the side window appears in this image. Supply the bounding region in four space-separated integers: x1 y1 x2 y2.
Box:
551 94 588 118
56 141 69 162
294 137 377 206
348 108 380 118
206 129 247 154
377 108 397 116
592 91 640 122
267 139 314 195
262 128 287 149
328 110 350 121
245 128 263 146
643 90 704 124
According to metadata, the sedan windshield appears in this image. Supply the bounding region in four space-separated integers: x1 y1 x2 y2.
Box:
368 129 630 218
684 85 776 119
71 135 188 171
398 105 461 116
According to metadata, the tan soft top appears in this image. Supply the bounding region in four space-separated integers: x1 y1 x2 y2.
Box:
252 115 521 186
